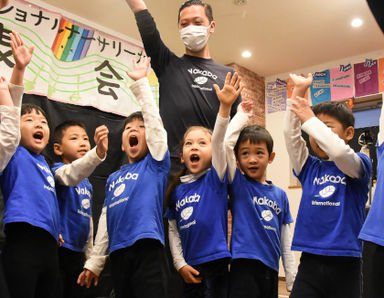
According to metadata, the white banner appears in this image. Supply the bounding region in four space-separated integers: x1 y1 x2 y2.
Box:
0 0 159 116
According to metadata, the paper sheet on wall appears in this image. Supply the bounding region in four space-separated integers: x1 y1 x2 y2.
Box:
0 0 159 116
330 64 353 101
354 59 379 97
310 70 331 105
378 58 384 93
267 79 287 113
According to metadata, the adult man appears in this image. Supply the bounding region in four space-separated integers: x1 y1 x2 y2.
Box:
125 0 241 165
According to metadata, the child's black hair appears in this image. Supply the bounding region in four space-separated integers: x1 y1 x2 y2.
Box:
178 0 213 23
53 120 87 144
21 103 48 125
312 101 355 129
123 111 144 128
234 125 274 156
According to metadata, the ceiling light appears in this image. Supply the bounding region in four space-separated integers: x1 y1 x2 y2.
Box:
351 18 363 28
234 0 247 6
242 50 251 58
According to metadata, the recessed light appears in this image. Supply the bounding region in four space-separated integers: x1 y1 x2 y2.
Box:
351 18 363 28
242 50 251 58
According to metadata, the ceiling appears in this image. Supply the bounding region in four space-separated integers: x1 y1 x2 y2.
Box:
32 0 384 77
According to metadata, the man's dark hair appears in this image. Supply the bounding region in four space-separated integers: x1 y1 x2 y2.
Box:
312 101 355 129
53 120 87 144
123 111 144 128
21 103 49 126
178 0 213 23
234 125 274 156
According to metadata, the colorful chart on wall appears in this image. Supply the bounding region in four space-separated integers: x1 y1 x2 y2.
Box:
378 58 384 93
266 79 287 113
330 64 353 101
0 0 159 116
310 70 331 105
354 59 379 97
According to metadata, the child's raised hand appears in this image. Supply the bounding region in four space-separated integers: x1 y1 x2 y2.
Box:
126 56 151 81
10 31 34 70
238 100 253 117
290 96 315 124
214 72 243 108
77 269 99 288
0 76 12 106
179 264 203 284
58 234 64 247
290 73 313 89
94 125 109 159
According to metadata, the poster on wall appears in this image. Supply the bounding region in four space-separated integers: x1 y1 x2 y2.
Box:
0 0 159 116
354 59 379 97
379 58 384 93
310 70 331 105
267 79 287 113
330 64 354 101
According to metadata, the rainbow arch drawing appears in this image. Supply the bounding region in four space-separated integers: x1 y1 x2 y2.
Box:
51 18 94 62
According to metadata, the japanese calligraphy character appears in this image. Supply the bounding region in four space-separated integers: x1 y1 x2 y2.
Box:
95 60 123 100
15 8 27 22
97 36 109 52
31 10 50 26
112 40 121 57
0 5 13 14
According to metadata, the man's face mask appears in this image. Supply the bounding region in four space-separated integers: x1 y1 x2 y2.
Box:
179 23 212 52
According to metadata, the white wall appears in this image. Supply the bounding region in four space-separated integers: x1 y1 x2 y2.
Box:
265 49 384 278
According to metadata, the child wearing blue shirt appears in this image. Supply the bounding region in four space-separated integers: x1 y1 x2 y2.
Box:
0 103 61 298
0 30 34 298
358 94 384 298
77 57 170 298
284 74 372 298
165 72 243 298
225 102 296 298
52 120 108 298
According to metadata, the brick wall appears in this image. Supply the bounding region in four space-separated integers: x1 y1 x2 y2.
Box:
225 63 265 243
226 63 265 126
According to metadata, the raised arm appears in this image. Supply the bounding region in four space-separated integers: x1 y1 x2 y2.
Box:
212 72 243 180
126 57 167 161
9 31 34 87
54 126 108 186
125 0 147 13
225 101 253 183
283 74 312 175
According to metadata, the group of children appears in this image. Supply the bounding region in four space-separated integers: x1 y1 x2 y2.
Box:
0 31 379 298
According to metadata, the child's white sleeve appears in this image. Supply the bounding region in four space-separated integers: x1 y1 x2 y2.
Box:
168 219 187 271
225 111 249 183
0 83 23 172
378 93 384 146
301 117 362 178
54 147 105 186
281 223 296 292
130 77 167 161
84 217 94 260
0 106 20 172
283 98 309 175
212 115 230 181
83 207 108 276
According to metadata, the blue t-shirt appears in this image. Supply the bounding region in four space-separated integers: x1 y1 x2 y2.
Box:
293 153 372 257
104 151 170 253
230 169 293 272
0 146 60 241
165 167 231 266
359 143 384 246
52 162 93 252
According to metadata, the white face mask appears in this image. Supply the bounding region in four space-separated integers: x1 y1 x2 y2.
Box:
179 23 211 52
